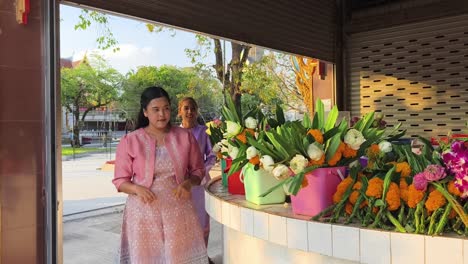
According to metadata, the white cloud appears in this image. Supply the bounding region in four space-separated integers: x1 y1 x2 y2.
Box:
72 44 159 74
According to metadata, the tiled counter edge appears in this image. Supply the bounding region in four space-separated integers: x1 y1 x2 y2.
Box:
205 177 468 264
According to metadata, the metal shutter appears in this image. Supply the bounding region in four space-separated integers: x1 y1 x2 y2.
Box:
348 14 468 138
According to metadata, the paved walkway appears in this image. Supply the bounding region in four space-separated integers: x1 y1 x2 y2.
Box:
62 152 223 263
63 207 223 264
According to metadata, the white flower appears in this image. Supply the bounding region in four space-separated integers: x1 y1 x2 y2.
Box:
378 140 392 153
307 143 324 161
344 129 366 150
349 160 360 168
228 145 239 159
272 164 290 180
212 142 222 153
220 139 229 153
224 121 242 138
290 154 309 174
244 117 258 129
260 155 275 172
246 146 258 159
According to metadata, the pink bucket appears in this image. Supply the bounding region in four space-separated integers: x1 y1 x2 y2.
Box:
290 166 346 217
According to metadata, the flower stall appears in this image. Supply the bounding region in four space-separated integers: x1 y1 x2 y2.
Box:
205 98 468 263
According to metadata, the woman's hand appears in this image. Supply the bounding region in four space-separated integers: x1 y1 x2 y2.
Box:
174 179 192 199
134 185 157 203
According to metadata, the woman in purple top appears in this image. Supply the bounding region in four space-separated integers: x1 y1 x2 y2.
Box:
178 97 216 249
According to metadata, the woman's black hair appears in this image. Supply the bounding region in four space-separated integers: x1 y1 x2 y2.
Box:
135 86 171 129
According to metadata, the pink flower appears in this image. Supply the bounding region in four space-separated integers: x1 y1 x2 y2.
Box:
413 172 428 191
423 164 447 181
442 140 468 196
213 118 222 127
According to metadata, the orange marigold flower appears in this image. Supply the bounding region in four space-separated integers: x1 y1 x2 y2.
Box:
235 131 247 143
337 177 354 193
343 143 358 158
400 179 409 202
367 144 380 157
333 177 354 204
396 162 411 178
307 129 323 144
333 191 343 204
407 184 425 208
425 190 446 213
345 203 353 215
386 182 401 211
309 154 325 166
353 181 363 190
249 155 260 165
327 142 345 166
366 177 384 198
235 128 255 144
449 209 457 219
349 182 363 205
448 181 461 197
349 191 359 205
372 206 379 214
301 176 309 188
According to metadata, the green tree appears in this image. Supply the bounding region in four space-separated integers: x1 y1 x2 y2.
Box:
73 9 120 52
61 54 123 147
242 53 304 113
185 36 251 113
119 66 222 125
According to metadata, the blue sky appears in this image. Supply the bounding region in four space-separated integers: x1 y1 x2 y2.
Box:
59 4 216 74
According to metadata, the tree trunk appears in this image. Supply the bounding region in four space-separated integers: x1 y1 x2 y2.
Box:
212 39 250 114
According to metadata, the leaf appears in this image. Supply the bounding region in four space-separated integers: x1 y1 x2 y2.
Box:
325 134 342 161
311 112 320 129
374 199 385 207
302 113 312 128
324 106 338 131
276 104 286 125
381 166 396 201
315 99 325 129
265 132 291 160
225 94 241 123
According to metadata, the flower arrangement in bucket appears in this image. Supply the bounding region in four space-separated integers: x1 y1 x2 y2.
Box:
314 136 468 236
258 99 399 216
221 102 291 204
207 95 273 195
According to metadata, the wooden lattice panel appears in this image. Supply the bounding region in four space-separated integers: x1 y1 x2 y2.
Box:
348 14 468 138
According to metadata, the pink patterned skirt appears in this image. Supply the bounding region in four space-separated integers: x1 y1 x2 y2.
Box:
118 176 209 264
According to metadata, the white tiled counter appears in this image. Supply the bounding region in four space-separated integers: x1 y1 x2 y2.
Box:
205 177 468 264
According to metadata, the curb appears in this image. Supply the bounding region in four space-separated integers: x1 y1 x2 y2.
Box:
63 204 125 223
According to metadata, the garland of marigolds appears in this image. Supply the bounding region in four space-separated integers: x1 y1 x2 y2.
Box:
313 139 468 236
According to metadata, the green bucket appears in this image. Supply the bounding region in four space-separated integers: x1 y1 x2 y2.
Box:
241 163 286 205
220 158 228 187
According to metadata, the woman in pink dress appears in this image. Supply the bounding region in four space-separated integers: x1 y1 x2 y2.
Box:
178 98 216 247
113 86 209 264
